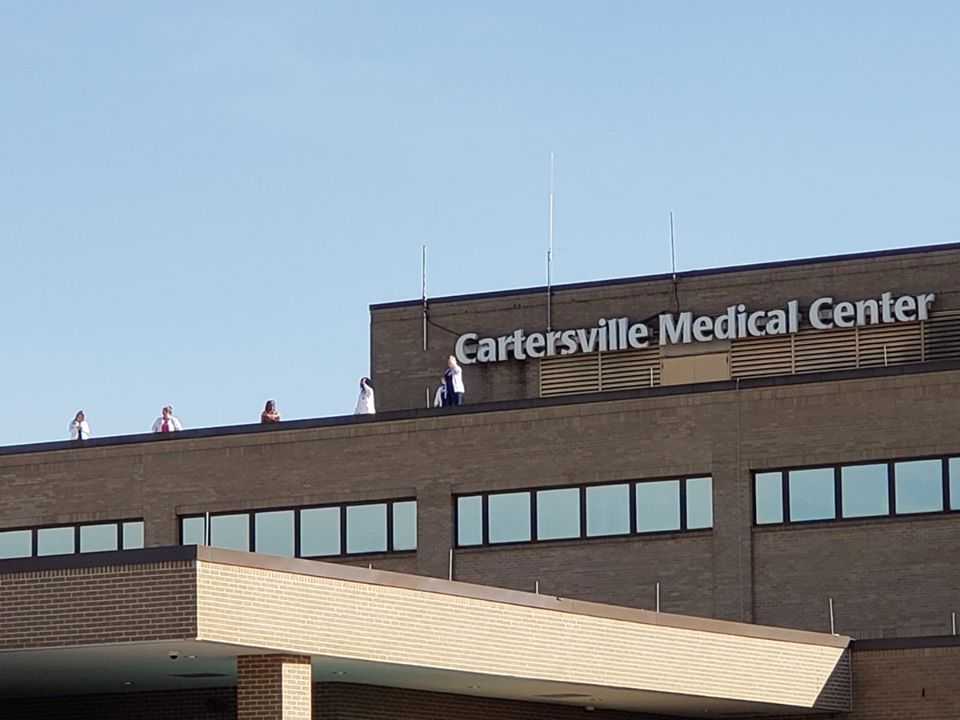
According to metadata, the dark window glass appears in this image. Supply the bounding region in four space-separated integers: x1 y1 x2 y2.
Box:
0 529 32 559
895 459 943 514
635 480 680 532
536 488 580 540
210 514 250 551
585 484 630 537
392 501 417 551
37 526 75 556
122 521 145 550
79 524 118 553
346 504 387 553
255 510 294 557
457 496 483 546
951 458 960 511
788 468 835 521
488 492 531 543
841 464 889 518
755 472 783 524
300 507 341 557
181 516 206 545
686 477 713 529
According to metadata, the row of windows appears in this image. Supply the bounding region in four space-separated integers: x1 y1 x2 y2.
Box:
755 457 960 525
180 499 417 557
456 477 713 547
0 519 144 559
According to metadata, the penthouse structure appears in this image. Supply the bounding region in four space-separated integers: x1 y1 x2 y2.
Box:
4 242 960 719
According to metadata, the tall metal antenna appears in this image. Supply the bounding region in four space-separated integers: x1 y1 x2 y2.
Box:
421 244 428 352
669 211 680 313
546 152 555 331
669 211 677 280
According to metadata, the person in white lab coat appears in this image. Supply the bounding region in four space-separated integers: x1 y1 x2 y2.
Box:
442 355 465 406
69 410 91 440
152 406 183 433
354 378 376 415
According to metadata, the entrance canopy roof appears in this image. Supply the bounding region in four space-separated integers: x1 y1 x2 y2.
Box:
0 547 850 716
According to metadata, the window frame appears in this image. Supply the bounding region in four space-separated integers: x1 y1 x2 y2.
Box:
753 454 958 528
454 475 713 550
177 496 417 559
0 518 144 558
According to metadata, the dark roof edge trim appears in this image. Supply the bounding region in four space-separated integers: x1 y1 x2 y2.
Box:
2 359 960 459
854 635 960 651
369 241 960 311
0 545 197 573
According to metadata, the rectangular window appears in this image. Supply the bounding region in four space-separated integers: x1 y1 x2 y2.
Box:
488 492 531 544
536 488 580 540
585 483 630 537
79 524 118 553
635 480 680 532
841 464 889 518
392 501 417 551
346 503 387 554
895 459 943 514
788 468 835 521
37 526 75 556
300 507 341 557
122 521 145 550
686 477 713 529
951 458 960 511
457 496 483 547
755 472 783 524
254 510 294 557
0 529 32 559
181 516 207 545
210 514 250 551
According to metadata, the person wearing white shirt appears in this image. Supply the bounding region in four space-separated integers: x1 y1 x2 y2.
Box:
354 377 376 415
443 355 465 407
69 410 91 440
152 405 183 433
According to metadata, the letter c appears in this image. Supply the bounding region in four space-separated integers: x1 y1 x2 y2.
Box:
455 333 479 364
809 297 834 330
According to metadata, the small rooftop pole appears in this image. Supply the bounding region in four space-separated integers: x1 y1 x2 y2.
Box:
421 244 428 352
546 152 555 332
669 212 681 313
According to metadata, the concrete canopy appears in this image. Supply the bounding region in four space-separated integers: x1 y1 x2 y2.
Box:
0 547 850 716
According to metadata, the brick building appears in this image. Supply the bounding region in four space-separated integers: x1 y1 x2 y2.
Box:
3 242 960 718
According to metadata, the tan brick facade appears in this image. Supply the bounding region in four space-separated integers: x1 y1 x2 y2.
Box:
237 655 312 720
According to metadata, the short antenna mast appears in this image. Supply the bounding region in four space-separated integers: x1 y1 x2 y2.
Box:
421 244 428 352
546 152 555 331
669 211 680 313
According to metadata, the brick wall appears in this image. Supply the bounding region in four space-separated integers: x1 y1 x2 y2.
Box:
3 687 236 720
2 364 960 639
0 560 195 649
370 246 960 410
237 655 311 720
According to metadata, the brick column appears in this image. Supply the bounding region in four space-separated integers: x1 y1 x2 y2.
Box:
416 480 453 578
237 654 312 720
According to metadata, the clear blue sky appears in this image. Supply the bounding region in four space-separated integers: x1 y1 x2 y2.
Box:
2 2 958 445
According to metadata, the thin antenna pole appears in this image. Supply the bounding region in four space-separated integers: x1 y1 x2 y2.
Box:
448 548 454 581
669 212 680 313
547 152 555 332
655 581 661 612
421 245 428 352
828 597 836 635
952 611 957 636
669 211 677 280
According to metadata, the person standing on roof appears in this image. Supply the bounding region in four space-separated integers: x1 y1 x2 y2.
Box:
443 355 465 407
261 400 281 423
69 410 91 440
354 377 376 415
152 405 183 433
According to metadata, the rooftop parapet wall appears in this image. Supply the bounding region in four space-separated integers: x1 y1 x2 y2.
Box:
370 242 960 410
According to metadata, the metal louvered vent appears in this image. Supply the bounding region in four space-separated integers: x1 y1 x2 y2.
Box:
540 311 960 398
730 335 794 378
925 310 960 361
540 348 660 397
